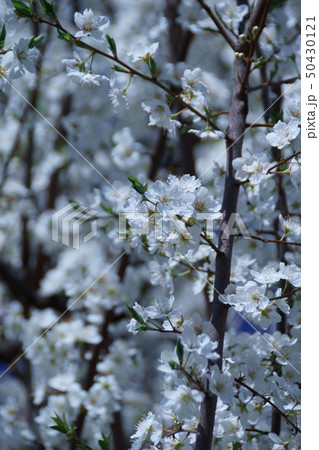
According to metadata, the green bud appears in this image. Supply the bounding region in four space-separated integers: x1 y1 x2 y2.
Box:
168 361 180 370
57 29 72 42
128 175 148 195
106 35 117 57
39 0 56 19
29 34 45 48
0 23 6 50
98 433 111 450
176 338 184 365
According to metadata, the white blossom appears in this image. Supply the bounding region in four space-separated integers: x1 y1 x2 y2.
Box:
279 263 301 287
129 42 159 62
11 38 39 75
233 152 272 184
266 120 300 149
279 214 301 236
130 412 162 449
216 3 249 33
250 265 281 284
145 295 175 318
142 99 181 135
74 8 109 42
108 77 129 113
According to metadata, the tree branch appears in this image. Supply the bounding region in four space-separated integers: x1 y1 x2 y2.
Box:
196 0 236 49
195 2 272 448
33 16 222 132
234 377 301 434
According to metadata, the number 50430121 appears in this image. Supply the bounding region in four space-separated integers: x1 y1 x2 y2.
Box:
306 17 316 78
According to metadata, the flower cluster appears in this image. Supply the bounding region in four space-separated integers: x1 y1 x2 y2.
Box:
123 174 221 256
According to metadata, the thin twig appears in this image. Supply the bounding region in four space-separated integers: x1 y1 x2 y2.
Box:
235 234 301 246
248 76 301 92
235 377 301 433
246 122 301 128
267 151 301 174
34 16 222 132
196 0 236 49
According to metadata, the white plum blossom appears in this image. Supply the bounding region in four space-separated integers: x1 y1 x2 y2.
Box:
266 119 300 149
279 263 301 287
0 3 18 36
279 214 301 236
193 186 221 215
177 0 210 33
216 2 249 33
181 325 219 360
108 77 129 113
74 9 109 42
145 179 194 215
130 413 162 449
145 295 175 318
220 281 270 314
149 260 174 294
164 384 204 419
209 366 235 407
188 127 225 141
111 127 144 170
0 51 16 93
62 52 108 87
288 157 301 187
129 42 159 62
250 265 281 284
268 433 287 450
127 301 150 334
233 152 272 185
284 93 301 123
167 174 201 193
66 71 108 87
11 38 39 75
181 68 207 92
48 373 79 393
142 99 181 135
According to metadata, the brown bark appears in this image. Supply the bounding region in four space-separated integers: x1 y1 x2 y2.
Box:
195 2 272 447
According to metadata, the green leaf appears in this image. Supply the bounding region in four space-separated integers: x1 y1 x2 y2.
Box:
270 60 279 79
74 39 89 49
180 124 189 135
106 35 117 57
50 412 71 434
135 325 150 331
57 29 72 42
269 110 283 124
98 432 111 450
0 23 6 50
111 64 130 74
128 175 148 195
101 204 114 215
11 0 33 18
39 0 56 18
29 34 45 48
252 56 266 69
176 338 184 365
168 360 180 370
127 305 145 324
147 56 157 77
